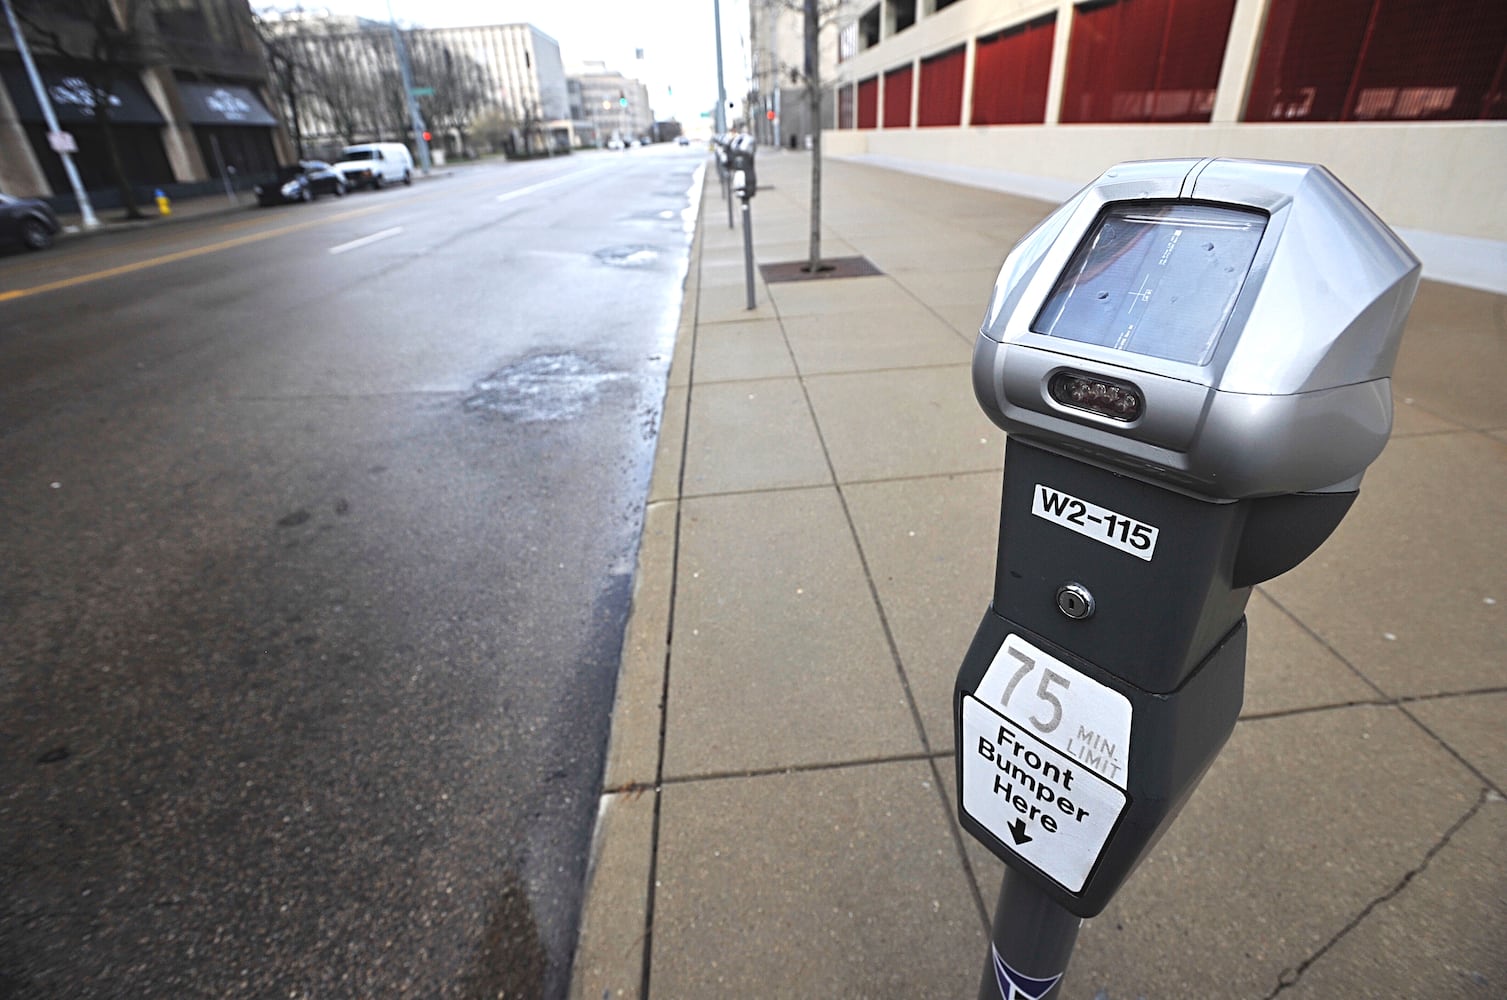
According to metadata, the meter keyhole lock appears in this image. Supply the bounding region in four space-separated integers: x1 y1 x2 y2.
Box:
1055 583 1095 620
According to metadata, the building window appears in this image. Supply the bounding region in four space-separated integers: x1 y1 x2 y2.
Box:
857 75 879 128
859 6 881 50
918 45 966 126
891 0 917 34
883 64 913 127
972 14 1056 125
1245 0 1507 121
1060 0 1236 123
839 85 856 128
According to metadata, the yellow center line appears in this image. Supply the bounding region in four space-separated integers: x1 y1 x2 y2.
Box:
0 166 575 304
0 201 397 304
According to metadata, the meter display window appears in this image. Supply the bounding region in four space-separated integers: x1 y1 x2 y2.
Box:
1031 202 1267 366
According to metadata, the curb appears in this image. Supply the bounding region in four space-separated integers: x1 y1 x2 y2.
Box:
567 162 710 1000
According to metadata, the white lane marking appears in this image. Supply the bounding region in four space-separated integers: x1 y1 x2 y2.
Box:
328 226 404 255
494 168 599 203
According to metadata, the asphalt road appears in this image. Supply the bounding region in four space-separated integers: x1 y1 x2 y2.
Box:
0 146 703 998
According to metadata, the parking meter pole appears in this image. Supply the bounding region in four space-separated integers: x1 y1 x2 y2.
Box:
727 171 735 229
741 198 756 310
978 870 1080 1000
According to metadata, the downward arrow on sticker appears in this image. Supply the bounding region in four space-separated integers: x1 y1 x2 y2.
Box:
1008 818 1032 845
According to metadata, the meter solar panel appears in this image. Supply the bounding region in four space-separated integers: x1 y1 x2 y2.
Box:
1032 202 1267 365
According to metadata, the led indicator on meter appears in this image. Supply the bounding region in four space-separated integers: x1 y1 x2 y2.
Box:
1049 372 1143 421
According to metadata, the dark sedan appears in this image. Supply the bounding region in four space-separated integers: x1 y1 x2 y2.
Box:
0 193 61 251
254 161 347 206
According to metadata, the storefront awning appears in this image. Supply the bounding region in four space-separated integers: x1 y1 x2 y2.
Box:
176 82 279 127
0 64 166 125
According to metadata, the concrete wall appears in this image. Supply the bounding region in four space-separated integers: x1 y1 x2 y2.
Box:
829 0 1507 290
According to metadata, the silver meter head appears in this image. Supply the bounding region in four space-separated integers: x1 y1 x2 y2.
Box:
973 158 1421 499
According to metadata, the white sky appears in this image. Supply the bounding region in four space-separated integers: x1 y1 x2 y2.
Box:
286 1 753 123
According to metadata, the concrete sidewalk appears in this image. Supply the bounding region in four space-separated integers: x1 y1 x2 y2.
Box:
571 151 1506 999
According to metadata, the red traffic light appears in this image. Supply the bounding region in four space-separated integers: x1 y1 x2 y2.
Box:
766 110 776 120
422 131 432 142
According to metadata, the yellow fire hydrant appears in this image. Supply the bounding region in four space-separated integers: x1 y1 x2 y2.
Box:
155 188 171 216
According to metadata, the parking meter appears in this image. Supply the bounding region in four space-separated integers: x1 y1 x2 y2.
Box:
726 134 759 309
728 134 757 201
953 158 1419 998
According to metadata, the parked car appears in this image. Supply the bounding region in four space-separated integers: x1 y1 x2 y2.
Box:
254 161 348 206
0 193 60 251
332 142 414 190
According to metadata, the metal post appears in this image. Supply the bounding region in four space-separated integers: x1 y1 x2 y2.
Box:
713 0 728 135
726 167 735 230
2 0 98 227
208 134 235 204
386 0 432 173
978 870 1081 1000
740 197 755 311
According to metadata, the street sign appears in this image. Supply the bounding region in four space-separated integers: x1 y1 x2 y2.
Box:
409 87 434 96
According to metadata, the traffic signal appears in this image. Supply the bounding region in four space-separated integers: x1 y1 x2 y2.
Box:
422 130 432 142
766 110 776 120
619 90 628 107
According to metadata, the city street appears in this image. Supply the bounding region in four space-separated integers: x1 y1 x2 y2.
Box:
0 145 703 998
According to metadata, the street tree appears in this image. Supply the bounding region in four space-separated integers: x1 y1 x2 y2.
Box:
252 10 315 158
14 0 153 218
408 34 490 155
770 0 851 274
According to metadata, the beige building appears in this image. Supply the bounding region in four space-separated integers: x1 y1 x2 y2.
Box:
747 0 843 148
258 13 572 154
827 0 1506 292
570 62 653 143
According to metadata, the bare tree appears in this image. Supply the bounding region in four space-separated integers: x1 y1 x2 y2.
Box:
408 34 489 154
770 0 850 273
252 10 312 158
16 0 154 217
303 30 395 145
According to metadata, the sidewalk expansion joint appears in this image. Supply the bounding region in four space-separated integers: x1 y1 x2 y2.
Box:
1239 685 1507 723
606 750 952 791
1262 786 1497 999
766 279 994 928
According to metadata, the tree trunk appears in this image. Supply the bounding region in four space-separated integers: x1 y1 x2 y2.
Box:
804 0 822 273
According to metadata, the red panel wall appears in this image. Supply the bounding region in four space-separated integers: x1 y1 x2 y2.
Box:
1060 0 1235 123
918 45 966 126
883 64 914 127
857 76 879 128
1246 0 1507 121
972 15 1056 125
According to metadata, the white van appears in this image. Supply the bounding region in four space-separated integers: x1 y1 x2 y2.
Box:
333 142 414 190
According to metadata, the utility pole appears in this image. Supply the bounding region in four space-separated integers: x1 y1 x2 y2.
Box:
385 0 431 172
713 0 728 134
2 0 99 227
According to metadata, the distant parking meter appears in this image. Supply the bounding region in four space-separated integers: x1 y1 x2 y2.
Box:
953 158 1419 999
727 134 759 310
728 134 757 201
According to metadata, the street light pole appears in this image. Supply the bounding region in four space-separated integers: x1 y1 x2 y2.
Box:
713 0 727 134
385 0 432 173
2 0 99 227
